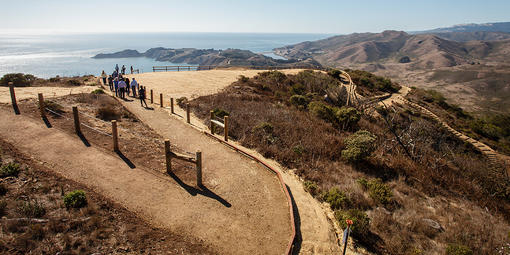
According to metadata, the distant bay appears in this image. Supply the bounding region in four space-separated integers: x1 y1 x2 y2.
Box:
0 32 331 78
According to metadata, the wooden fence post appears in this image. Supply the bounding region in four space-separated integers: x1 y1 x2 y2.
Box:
165 139 172 173
224 116 229 142
112 120 119 151
72 106 81 134
196 151 202 186
170 98 174 113
150 89 153 104
186 104 190 124
160 93 163 107
210 111 215 134
8 82 20 115
38 93 45 118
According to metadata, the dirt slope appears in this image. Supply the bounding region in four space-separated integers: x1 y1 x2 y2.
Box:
0 108 291 255
0 86 98 104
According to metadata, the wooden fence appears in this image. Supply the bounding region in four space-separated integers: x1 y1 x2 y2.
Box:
152 65 324 72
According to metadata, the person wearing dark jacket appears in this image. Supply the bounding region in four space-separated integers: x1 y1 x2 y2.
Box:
139 86 148 107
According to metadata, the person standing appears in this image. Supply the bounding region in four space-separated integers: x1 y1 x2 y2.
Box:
118 79 127 99
139 86 148 107
131 78 138 97
125 77 130 95
107 75 113 91
115 64 119 74
101 70 107 85
114 77 119 97
130 66 134 74
121 65 126 75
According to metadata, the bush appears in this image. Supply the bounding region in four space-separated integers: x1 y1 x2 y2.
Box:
321 187 350 210
44 100 65 114
18 200 46 218
0 162 21 177
212 108 230 118
91 89 105 95
48 76 61 82
0 73 36 87
96 106 119 121
63 190 87 209
238 75 249 83
347 70 400 93
289 95 310 109
303 181 319 196
308 101 337 124
446 244 473 255
0 183 7 196
67 79 81 86
291 83 306 95
335 107 361 130
334 209 370 239
341 130 377 162
28 224 45 240
176 97 188 107
358 178 393 205
252 122 274 134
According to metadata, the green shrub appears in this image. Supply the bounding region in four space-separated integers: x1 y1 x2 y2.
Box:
303 181 319 196
291 83 306 95
67 79 81 86
91 89 105 94
335 107 361 130
96 106 119 121
308 101 337 124
334 209 370 239
0 200 6 216
63 190 87 209
0 162 21 177
289 95 310 109
44 100 65 114
176 97 188 107
341 130 377 162
238 75 249 83
327 69 342 80
0 73 36 87
358 178 393 205
446 244 473 255
18 200 46 218
253 122 274 134
48 76 61 82
212 108 230 118
347 70 400 93
292 145 305 156
321 187 350 210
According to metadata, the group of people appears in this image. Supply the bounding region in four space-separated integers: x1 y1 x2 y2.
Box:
100 65 148 108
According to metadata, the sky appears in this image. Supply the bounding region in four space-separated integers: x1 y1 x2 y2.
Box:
1 0 509 34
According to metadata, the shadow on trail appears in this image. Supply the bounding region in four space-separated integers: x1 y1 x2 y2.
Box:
167 171 231 208
77 132 91 147
115 150 136 169
287 185 302 255
42 116 52 128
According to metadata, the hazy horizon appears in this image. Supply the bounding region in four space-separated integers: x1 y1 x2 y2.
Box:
2 0 510 34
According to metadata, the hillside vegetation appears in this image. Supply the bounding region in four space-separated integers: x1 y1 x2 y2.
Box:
188 70 510 254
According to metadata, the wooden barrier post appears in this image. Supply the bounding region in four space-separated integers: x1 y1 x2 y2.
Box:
196 151 202 186
72 106 81 134
165 139 172 173
210 111 215 134
170 98 174 113
8 82 20 115
38 93 45 118
160 93 163 107
224 116 229 142
112 120 119 151
150 89 154 104
186 104 190 124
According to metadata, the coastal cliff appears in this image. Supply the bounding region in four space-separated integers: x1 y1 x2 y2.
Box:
93 48 321 68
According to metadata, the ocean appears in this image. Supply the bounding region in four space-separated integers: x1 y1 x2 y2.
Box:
0 32 331 79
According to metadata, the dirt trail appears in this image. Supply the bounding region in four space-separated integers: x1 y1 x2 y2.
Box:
113 70 343 254
0 108 291 255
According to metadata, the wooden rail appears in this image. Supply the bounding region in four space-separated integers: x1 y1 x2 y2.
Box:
153 65 324 72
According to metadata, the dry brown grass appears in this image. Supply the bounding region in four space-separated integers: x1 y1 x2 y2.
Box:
190 71 510 254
